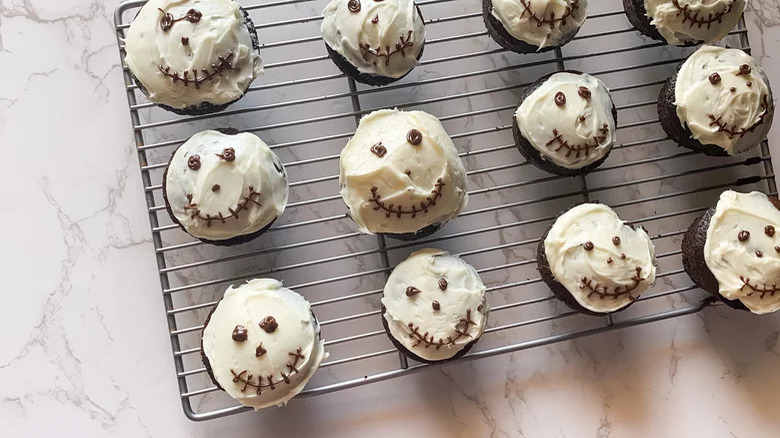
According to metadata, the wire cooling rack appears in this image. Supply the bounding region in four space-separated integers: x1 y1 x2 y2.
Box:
114 0 776 421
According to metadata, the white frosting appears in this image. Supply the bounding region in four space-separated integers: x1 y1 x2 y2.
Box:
516 72 616 169
382 249 489 362
321 0 425 78
674 46 774 155
704 191 780 315
339 109 468 235
643 0 744 46
201 279 327 410
124 0 263 109
544 203 657 313
165 130 288 241
490 0 588 50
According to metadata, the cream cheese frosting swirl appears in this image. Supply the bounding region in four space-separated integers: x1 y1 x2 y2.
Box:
643 0 744 46
544 203 657 313
516 72 616 169
490 0 588 49
165 130 288 241
124 0 263 109
704 191 780 314
339 109 468 235
321 0 425 78
675 46 774 155
202 279 327 410
382 249 489 362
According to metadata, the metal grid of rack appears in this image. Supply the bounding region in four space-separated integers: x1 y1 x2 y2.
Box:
114 0 776 421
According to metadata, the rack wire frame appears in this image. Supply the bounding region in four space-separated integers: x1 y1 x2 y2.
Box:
114 0 777 421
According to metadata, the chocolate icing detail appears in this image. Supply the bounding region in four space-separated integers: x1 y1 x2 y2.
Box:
259 316 278 333
368 178 445 219
216 147 236 162
158 52 235 89
738 63 752 76
756 250 764 258
359 30 415 66
578 86 591 99
583 241 594 251
187 155 201 170
183 186 262 227
740 276 778 298
671 0 735 29
612 236 621 246
766 225 776 237
229 348 305 395
347 0 361 12
554 91 566 107
580 267 644 301
438 278 448 291
545 124 610 158
432 301 440 311
709 72 721 84
255 343 267 357
707 95 772 140
406 309 477 350
738 230 750 241
158 8 202 32
517 0 581 29
232 325 248 342
406 286 421 297
406 129 423 145
370 142 387 157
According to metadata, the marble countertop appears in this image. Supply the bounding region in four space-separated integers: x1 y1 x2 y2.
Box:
3 0 780 436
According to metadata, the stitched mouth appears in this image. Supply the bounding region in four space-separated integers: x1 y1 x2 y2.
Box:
739 276 779 299
184 185 261 227
368 178 445 219
405 309 477 350
517 0 581 29
579 267 644 301
545 124 609 159
229 348 305 395
359 30 415 66
158 51 235 89
672 0 734 29
707 95 772 140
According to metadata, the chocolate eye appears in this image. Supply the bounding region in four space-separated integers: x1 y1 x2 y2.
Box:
709 73 721 84
259 316 278 333
406 129 422 145
738 64 752 76
347 0 360 12
232 325 248 342
738 230 750 242
554 91 566 107
370 142 387 157
216 147 236 162
578 87 591 99
187 154 201 170
405 286 421 297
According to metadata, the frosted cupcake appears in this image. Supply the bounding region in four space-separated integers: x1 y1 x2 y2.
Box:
538 203 657 315
682 191 780 315
321 0 426 86
381 249 489 363
124 0 263 115
163 129 288 245
483 0 588 53
339 109 468 240
513 70 617 175
201 279 327 410
658 46 774 157
623 0 745 46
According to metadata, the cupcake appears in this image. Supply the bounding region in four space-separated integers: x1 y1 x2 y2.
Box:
124 0 263 115
321 0 425 86
538 203 657 315
163 129 288 245
339 109 468 241
381 249 489 363
682 191 780 315
483 0 588 53
513 70 617 176
201 279 327 410
659 46 774 157
623 0 745 46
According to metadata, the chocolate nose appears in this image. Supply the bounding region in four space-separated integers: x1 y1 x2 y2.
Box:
212 184 220 192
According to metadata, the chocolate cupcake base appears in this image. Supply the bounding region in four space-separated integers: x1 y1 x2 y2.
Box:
513 70 617 176
380 305 478 365
658 66 731 157
131 6 261 116
681 207 750 311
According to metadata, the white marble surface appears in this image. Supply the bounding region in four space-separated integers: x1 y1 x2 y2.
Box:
2 0 780 436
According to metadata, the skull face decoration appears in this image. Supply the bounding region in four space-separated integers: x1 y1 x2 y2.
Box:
642 0 745 46
489 0 588 50
320 0 426 80
163 130 288 242
542 203 657 314
515 71 617 171
201 279 327 410
674 46 774 156
123 0 263 111
702 191 780 314
339 109 468 237
382 249 489 362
